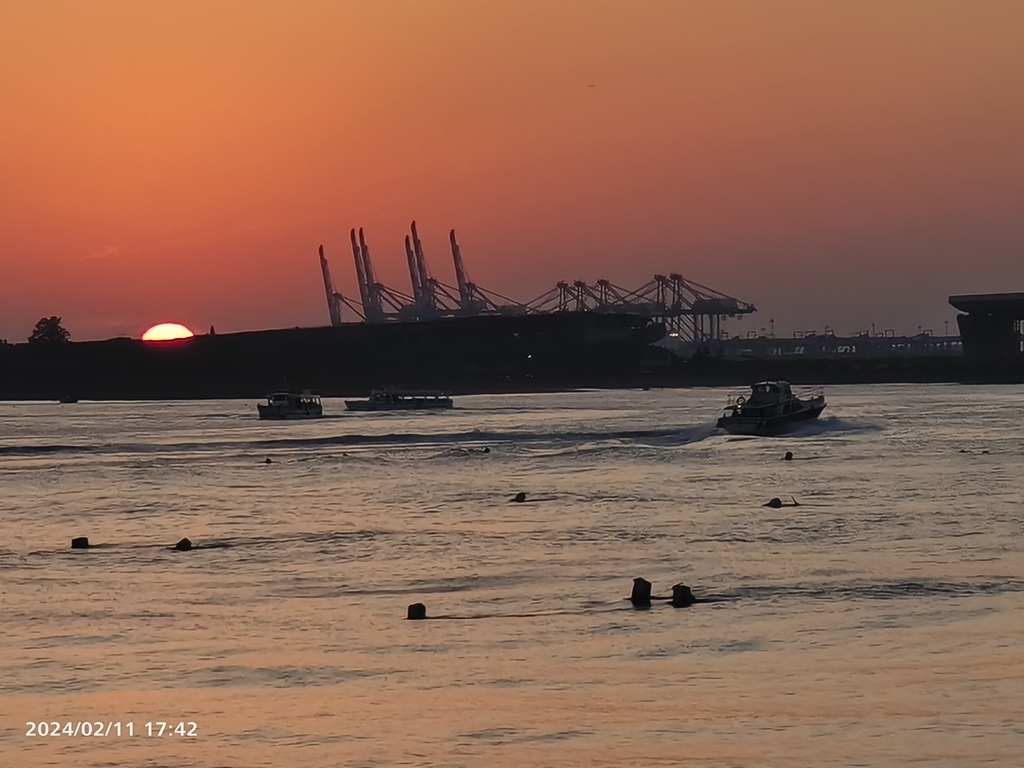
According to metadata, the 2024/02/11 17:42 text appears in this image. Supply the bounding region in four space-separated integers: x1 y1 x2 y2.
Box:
25 721 198 737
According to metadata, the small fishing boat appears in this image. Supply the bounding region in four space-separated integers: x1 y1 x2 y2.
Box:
257 391 324 420
717 381 825 435
345 388 453 412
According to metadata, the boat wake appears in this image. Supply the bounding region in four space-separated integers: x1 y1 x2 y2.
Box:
782 416 884 437
0 423 724 459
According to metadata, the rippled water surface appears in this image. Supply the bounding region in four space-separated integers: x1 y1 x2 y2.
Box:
1 385 1022 767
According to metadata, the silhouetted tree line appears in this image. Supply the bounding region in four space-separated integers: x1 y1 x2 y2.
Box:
28 316 70 344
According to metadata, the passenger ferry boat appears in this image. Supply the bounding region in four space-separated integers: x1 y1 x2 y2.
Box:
345 388 453 412
257 391 324 420
717 381 825 435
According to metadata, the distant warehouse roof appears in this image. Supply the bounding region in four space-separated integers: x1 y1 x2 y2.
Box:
948 292 1024 317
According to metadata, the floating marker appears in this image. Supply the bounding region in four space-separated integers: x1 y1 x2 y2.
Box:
671 583 696 608
512 492 526 503
70 537 90 550
174 537 193 551
407 603 427 620
784 451 793 461
630 577 652 608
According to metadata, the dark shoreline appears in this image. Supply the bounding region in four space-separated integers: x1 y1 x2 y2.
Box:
2 314 1021 402
2 357 1022 402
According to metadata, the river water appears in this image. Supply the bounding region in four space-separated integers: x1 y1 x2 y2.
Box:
1 384 1022 767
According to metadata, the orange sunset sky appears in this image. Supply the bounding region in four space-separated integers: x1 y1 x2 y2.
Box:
1 1 1022 342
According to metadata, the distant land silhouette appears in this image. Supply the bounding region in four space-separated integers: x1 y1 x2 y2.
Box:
0 312 1021 401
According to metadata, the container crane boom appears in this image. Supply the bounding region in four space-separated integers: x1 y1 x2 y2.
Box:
318 244 344 327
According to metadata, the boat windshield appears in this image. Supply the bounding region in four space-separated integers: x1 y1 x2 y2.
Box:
370 389 448 402
750 381 793 400
269 392 319 405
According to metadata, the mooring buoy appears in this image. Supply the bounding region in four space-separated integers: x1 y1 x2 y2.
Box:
763 496 800 508
630 577 652 608
671 583 696 608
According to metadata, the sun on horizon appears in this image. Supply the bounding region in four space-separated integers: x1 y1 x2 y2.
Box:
142 323 195 342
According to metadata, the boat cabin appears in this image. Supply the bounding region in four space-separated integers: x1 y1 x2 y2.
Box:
268 391 321 408
725 381 806 418
368 389 450 405
345 387 454 411
747 381 794 404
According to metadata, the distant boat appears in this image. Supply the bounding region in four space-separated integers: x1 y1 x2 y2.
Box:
345 388 453 412
717 381 825 435
58 395 79 404
257 391 323 420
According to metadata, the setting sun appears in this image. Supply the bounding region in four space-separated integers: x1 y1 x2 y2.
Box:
142 323 195 342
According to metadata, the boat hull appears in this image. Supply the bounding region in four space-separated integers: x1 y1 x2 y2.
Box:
344 400 452 412
717 402 826 436
257 405 324 420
